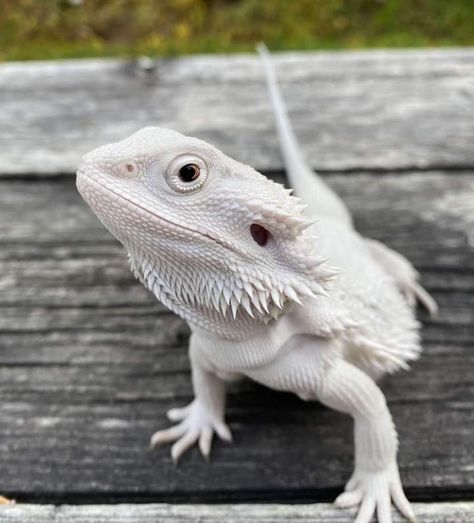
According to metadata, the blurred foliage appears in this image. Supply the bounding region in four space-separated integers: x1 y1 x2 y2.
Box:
1 0 473 61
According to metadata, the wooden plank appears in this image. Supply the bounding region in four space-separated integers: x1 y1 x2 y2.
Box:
0 172 472 501
1 48 473 176
1 502 473 523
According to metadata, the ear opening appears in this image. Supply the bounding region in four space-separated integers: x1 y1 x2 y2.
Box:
250 223 270 246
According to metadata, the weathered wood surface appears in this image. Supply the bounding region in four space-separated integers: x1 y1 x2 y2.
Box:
0 171 472 502
1 48 474 176
1 502 473 523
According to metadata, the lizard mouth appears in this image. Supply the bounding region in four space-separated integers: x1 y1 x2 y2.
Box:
77 170 240 253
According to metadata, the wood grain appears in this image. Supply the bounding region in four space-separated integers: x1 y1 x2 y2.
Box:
0 171 472 502
1 48 473 176
1 502 473 523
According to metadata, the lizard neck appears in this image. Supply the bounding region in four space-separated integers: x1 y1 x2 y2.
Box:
127 250 281 340
162 291 268 340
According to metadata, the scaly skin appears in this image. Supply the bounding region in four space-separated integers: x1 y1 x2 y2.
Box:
76 47 436 523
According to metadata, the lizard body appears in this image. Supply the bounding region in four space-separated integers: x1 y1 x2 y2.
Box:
76 46 436 523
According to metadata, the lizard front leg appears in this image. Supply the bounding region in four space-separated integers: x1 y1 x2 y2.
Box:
318 358 415 523
151 338 232 463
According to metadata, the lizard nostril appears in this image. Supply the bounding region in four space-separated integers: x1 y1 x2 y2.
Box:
117 160 140 178
250 223 270 246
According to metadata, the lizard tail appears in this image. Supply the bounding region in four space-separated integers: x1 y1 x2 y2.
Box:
257 43 352 227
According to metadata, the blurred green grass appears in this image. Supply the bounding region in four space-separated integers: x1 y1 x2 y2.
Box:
1 0 473 61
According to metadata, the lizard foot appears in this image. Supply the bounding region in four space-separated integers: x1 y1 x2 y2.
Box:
334 462 416 523
150 399 232 463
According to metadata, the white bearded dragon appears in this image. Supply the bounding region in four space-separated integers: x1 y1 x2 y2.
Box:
76 45 437 523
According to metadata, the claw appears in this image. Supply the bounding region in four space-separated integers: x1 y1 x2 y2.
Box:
150 422 186 448
215 422 233 442
167 405 190 422
171 430 199 464
391 478 416 522
376 489 392 523
199 427 213 461
334 489 363 508
354 496 376 523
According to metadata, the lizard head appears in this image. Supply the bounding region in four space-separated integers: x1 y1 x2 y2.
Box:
77 127 336 325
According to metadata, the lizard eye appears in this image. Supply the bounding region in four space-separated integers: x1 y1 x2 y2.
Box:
179 164 200 182
166 155 208 194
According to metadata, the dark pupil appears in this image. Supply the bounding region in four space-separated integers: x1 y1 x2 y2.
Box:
179 164 199 182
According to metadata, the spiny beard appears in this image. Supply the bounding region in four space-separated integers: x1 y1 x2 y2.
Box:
126 236 338 324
